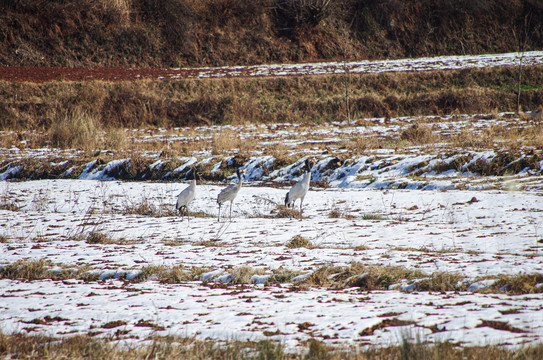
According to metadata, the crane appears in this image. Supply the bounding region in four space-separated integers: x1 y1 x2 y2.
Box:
176 168 197 218
285 158 313 215
217 168 244 222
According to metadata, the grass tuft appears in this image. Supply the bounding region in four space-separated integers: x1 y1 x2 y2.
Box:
286 235 314 249
86 231 114 244
49 109 103 151
361 213 387 220
271 205 303 219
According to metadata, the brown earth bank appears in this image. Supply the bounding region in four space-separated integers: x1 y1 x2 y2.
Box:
1 0 542 68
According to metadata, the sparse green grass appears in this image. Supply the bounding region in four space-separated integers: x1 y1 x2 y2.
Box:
361 213 387 221
183 210 215 218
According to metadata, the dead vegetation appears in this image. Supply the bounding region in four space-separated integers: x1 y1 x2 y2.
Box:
0 331 542 359
86 231 135 245
3 258 540 295
286 235 314 249
271 205 304 219
2 66 543 132
1 0 542 68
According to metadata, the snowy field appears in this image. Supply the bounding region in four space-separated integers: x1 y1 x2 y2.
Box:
1 178 543 349
1 50 543 351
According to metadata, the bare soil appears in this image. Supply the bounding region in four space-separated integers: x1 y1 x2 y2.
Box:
0 66 211 83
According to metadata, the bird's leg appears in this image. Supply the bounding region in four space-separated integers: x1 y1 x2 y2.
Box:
218 204 221 222
229 202 233 221
299 198 304 219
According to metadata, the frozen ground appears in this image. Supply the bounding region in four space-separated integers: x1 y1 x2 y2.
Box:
1 178 543 349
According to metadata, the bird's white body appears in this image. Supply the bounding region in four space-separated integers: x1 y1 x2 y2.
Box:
176 179 196 214
285 159 312 212
217 169 243 221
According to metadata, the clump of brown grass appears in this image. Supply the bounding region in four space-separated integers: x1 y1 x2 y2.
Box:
299 263 428 290
103 128 128 150
416 272 466 292
341 134 383 153
0 259 76 281
229 266 266 284
86 231 133 245
490 274 543 295
399 122 437 145
328 207 356 220
138 265 207 283
271 205 302 219
286 235 314 249
212 128 240 154
49 109 103 151
86 231 113 244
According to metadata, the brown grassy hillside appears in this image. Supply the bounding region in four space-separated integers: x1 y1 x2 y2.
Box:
2 65 543 130
1 0 542 67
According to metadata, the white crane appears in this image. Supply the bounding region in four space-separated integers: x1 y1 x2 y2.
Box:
285 158 313 214
176 169 197 218
217 168 244 222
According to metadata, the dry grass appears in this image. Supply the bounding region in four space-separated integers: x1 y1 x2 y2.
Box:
0 332 542 359
0 259 90 281
1 0 542 70
138 265 198 283
399 122 438 145
2 66 543 132
271 205 304 219
328 207 356 220
0 258 541 294
286 235 314 249
86 231 135 245
49 109 103 151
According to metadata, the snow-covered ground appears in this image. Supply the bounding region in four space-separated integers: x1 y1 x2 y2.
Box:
167 51 543 79
1 179 542 349
2 49 543 349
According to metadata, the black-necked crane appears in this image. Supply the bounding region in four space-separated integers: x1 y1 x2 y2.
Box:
217 168 244 222
285 158 313 214
176 168 197 218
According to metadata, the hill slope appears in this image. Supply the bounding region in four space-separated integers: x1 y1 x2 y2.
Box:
1 0 542 67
